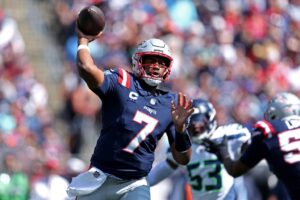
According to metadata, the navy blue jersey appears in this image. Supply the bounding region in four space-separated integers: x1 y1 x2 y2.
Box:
240 116 300 200
90 67 177 180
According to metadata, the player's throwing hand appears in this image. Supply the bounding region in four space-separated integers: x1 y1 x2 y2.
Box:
171 92 194 133
76 22 103 42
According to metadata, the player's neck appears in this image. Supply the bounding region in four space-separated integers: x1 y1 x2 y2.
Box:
139 79 158 94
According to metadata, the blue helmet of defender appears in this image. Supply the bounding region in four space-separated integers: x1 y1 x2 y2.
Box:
188 98 217 144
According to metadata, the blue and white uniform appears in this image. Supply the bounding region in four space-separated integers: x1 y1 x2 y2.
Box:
90 67 177 180
178 143 234 200
182 123 250 200
210 123 251 160
71 67 180 200
240 116 300 200
149 123 251 200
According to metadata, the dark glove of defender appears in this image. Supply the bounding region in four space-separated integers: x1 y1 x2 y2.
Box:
202 136 229 161
202 139 223 161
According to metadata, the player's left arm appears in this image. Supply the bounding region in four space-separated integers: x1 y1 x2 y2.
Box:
170 92 194 165
221 155 251 177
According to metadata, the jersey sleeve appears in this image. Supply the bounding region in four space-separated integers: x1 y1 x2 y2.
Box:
164 93 178 145
239 133 267 168
165 123 176 145
91 67 130 99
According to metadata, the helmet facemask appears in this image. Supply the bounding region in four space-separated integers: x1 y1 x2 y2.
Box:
188 99 217 144
132 38 173 86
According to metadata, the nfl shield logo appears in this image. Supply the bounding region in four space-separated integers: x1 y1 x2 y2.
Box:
150 98 157 105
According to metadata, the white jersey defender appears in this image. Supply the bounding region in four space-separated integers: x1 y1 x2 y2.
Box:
148 99 251 200
210 123 251 160
167 123 251 200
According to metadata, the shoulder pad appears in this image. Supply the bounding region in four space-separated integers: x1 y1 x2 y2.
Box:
210 123 251 143
220 123 244 131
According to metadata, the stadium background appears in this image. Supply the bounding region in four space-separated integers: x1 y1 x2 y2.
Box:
0 0 298 199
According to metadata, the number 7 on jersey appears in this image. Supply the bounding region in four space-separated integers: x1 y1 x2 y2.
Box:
123 110 159 153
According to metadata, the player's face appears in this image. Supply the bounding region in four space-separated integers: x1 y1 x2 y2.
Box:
142 55 168 79
188 121 207 137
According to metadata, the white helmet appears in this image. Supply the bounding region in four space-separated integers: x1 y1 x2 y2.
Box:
132 38 173 86
264 92 300 122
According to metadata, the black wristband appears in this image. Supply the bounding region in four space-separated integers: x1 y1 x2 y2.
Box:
175 131 192 152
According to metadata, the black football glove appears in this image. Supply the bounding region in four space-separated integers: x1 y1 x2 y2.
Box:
202 138 222 161
202 136 229 161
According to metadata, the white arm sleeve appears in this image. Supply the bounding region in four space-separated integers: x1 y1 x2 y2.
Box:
147 160 176 186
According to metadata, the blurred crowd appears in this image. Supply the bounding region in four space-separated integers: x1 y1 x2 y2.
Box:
0 2 86 200
2 0 300 199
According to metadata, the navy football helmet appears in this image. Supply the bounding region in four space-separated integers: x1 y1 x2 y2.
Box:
188 98 217 143
264 92 300 122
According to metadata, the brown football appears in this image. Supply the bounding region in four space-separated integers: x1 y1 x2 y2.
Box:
77 5 105 36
